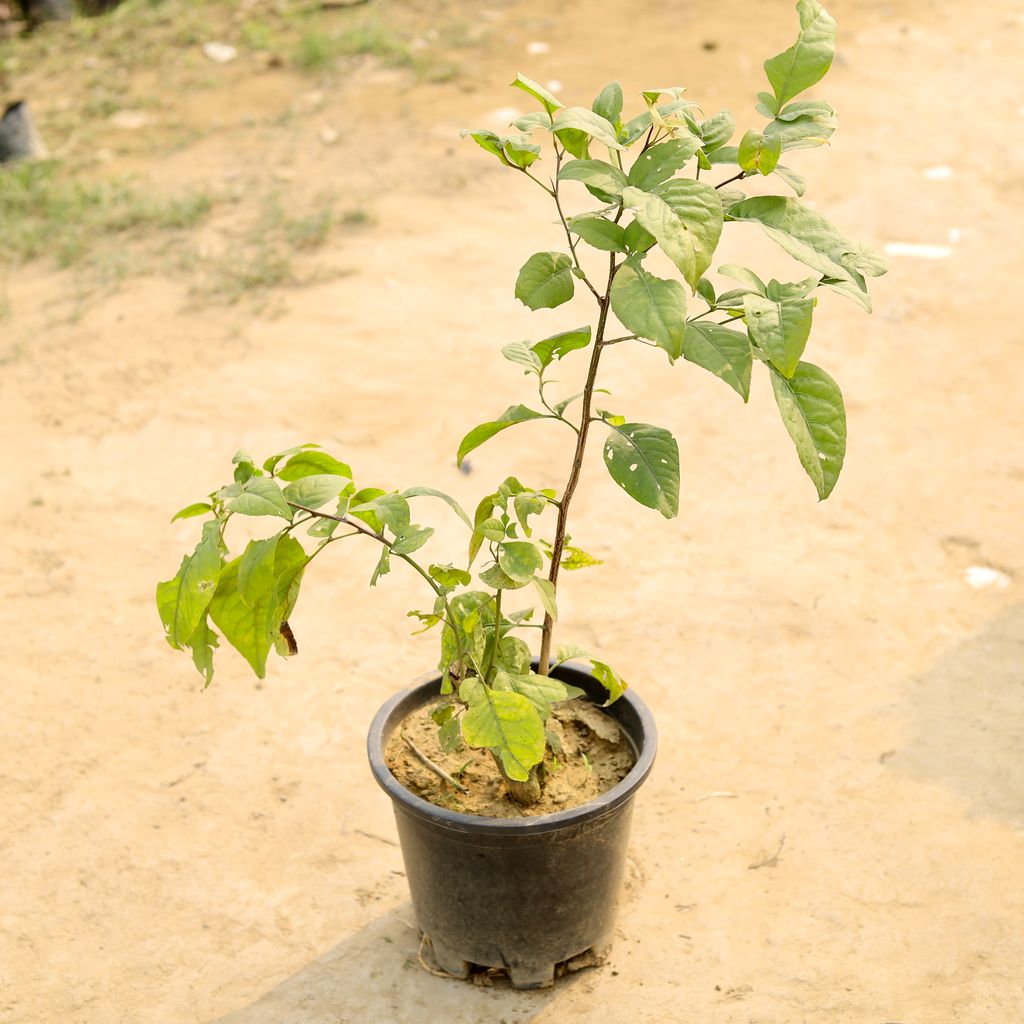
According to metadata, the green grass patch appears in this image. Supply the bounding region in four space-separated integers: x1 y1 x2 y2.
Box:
0 161 211 269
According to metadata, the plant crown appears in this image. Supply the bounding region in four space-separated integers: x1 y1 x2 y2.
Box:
157 1 886 797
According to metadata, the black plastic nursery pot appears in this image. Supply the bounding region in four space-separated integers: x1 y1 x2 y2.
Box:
367 660 657 989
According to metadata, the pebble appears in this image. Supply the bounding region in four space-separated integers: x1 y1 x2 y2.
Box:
202 42 238 64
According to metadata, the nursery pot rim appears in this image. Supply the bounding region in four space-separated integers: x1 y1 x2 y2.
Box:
367 660 657 836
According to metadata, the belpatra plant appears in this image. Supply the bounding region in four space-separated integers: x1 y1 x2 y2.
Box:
158 1 885 807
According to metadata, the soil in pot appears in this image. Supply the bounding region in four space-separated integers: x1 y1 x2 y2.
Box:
384 697 635 818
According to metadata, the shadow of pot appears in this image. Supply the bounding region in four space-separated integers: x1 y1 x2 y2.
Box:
366 659 657 989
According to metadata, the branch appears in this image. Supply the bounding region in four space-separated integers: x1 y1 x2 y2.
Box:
552 147 602 304
286 502 468 673
402 733 468 793
715 170 747 189
537 247 620 673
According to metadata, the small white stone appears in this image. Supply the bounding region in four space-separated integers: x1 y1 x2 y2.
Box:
319 126 340 146
948 227 962 243
546 79 563 94
202 41 238 64
923 165 953 181
965 566 1011 590
526 41 550 55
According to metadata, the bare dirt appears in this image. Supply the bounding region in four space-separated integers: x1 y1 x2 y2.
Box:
3 1 1024 1022
385 696 634 817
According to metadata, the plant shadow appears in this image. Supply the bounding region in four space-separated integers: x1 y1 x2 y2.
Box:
209 900 577 1024
890 602 1024 827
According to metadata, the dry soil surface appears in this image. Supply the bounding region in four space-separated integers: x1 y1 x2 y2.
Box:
3 1 1024 1022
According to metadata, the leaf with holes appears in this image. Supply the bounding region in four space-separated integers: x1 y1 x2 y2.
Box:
682 322 752 400
770 360 846 499
743 293 814 377
603 423 680 518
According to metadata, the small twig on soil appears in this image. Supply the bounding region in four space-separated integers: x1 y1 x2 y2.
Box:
353 829 398 847
748 833 786 870
402 733 469 793
690 791 740 802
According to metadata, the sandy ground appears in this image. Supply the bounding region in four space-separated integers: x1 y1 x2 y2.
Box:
3 0 1024 1021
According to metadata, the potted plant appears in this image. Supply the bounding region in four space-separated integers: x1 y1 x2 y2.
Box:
157 0 885 990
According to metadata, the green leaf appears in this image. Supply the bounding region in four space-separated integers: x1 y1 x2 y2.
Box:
513 111 553 132
764 0 837 108
438 717 463 753
592 81 623 123
755 91 780 118
743 293 814 377
429 564 472 590
569 214 627 253
511 73 563 114
479 562 530 591
737 129 782 175
226 477 293 521
498 540 544 583
353 494 410 534
627 137 701 190
682 322 753 400
461 128 510 164
554 127 591 160
557 159 629 197
603 423 680 519
391 526 434 555
457 405 546 467
727 196 888 301
402 487 472 527
623 219 656 254
718 264 767 294
208 535 306 677
533 577 558 621
591 659 628 705
237 535 280 607
513 492 547 537
171 501 212 523
532 326 592 368
156 520 223 649
494 670 579 720
281 474 349 511
348 486 386 532
370 546 391 586
698 111 736 152
622 182 723 291
770 360 846 499
503 135 541 169
652 180 724 288
561 544 604 570
515 251 575 310
610 260 687 361
459 682 546 781
277 450 352 482
772 164 807 196
552 107 624 150
764 111 837 152
186 616 219 688
502 340 543 374
262 442 321 475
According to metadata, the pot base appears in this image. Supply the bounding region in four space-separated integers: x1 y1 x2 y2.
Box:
423 928 614 989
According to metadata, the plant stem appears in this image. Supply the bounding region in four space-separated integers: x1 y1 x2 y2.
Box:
287 502 468 676
551 146 602 304
537 248 619 674
715 170 747 189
